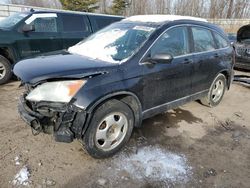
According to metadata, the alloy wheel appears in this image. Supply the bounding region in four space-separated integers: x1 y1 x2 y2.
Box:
211 80 224 103
95 112 128 151
0 62 6 80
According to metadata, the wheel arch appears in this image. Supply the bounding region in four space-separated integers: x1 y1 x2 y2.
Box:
219 69 231 89
0 47 15 64
86 91 143 128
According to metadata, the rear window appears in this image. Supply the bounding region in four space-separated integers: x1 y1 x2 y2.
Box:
192 27 216 52
213 32 229 49
61 14 90 32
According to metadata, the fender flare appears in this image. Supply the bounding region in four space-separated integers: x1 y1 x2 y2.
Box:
81 91 143 136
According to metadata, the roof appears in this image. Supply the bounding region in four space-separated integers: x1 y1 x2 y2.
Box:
124 15 207 23
23 9 124 19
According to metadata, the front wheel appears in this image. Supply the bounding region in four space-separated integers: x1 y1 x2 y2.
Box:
84 99 134 158
200 73 227 107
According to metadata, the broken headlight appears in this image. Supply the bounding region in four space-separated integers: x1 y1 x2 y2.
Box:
26 80 86 103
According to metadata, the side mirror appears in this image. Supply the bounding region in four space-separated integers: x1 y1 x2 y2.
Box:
22 24 35 32
151 53 173 64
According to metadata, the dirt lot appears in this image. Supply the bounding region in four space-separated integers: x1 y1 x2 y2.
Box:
0 71 250 188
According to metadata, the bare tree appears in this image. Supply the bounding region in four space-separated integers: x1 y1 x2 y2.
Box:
97 0 250 19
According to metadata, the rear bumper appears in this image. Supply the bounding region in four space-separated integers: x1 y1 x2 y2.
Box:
18 95 87 143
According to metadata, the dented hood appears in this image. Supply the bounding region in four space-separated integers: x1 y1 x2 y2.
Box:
237 24 250 42
13 51 117 84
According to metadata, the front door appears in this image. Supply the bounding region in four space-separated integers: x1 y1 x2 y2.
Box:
15 13 63 59
142 26 194 111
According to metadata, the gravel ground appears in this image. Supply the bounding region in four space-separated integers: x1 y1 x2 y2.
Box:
0 70 250 188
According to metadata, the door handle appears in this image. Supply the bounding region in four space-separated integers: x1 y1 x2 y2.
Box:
214 53 219 58
183 59 193 64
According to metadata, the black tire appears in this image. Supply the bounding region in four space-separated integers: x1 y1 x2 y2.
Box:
200 73 226 107
0 55 12 85
84 99 134 158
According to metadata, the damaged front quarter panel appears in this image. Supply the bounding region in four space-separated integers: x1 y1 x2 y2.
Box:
18 71 108 143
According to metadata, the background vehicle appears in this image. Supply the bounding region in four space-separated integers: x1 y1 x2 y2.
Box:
0 9 123 84
14 15 234 158
227 33 237 44
234 24 250 70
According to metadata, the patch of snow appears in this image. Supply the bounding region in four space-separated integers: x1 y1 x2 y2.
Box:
113 146 192 183
125 15 207 23
12 166 30 186
68 29 127 64
14 156 20 166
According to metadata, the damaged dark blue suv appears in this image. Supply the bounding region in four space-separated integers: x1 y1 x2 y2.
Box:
14 15 234 158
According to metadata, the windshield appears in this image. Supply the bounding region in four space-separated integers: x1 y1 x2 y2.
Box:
0 12 28 28
68 23 156 63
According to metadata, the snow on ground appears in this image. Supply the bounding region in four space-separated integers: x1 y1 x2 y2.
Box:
14 156 20 166
112 146 192 183
12 166 30 186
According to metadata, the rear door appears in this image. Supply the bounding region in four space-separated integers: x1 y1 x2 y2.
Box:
142 26 194 110
60 13 92 49
15 13 63 59
190 26 219 93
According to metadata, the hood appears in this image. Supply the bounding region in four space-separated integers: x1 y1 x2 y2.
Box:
237 24 250 42
14 51 117 84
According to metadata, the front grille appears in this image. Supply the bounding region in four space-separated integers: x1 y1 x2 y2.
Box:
236 45 250 58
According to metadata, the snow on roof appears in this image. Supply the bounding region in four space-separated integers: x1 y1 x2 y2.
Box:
124 15 207 23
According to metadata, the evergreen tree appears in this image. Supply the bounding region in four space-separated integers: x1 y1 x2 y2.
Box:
60 0 99 12
111 0 127 15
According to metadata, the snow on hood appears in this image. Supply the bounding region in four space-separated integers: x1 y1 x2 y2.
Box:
125 15 207 23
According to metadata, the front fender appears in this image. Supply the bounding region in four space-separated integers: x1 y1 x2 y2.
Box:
73 76 143 113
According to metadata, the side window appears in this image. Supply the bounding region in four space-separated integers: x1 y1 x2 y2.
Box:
61 14 90 32
192 27 215 52
25 13 58 33
213 32 229 49
151 27 189 57
93 17 114 30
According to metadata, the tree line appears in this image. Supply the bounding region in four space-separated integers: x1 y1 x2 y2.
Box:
60 0 250 19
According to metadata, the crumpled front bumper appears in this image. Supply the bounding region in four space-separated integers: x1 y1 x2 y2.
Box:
18 95 87 143
18 96 44 132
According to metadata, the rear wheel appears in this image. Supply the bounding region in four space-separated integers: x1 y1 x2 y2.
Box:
0 55 12 85
200 73 226 107
84 99 134 158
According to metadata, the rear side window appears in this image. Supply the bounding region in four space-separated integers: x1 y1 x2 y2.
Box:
61 14 90 32
151 26 189 57
192 27 215 52
213 32 229 49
